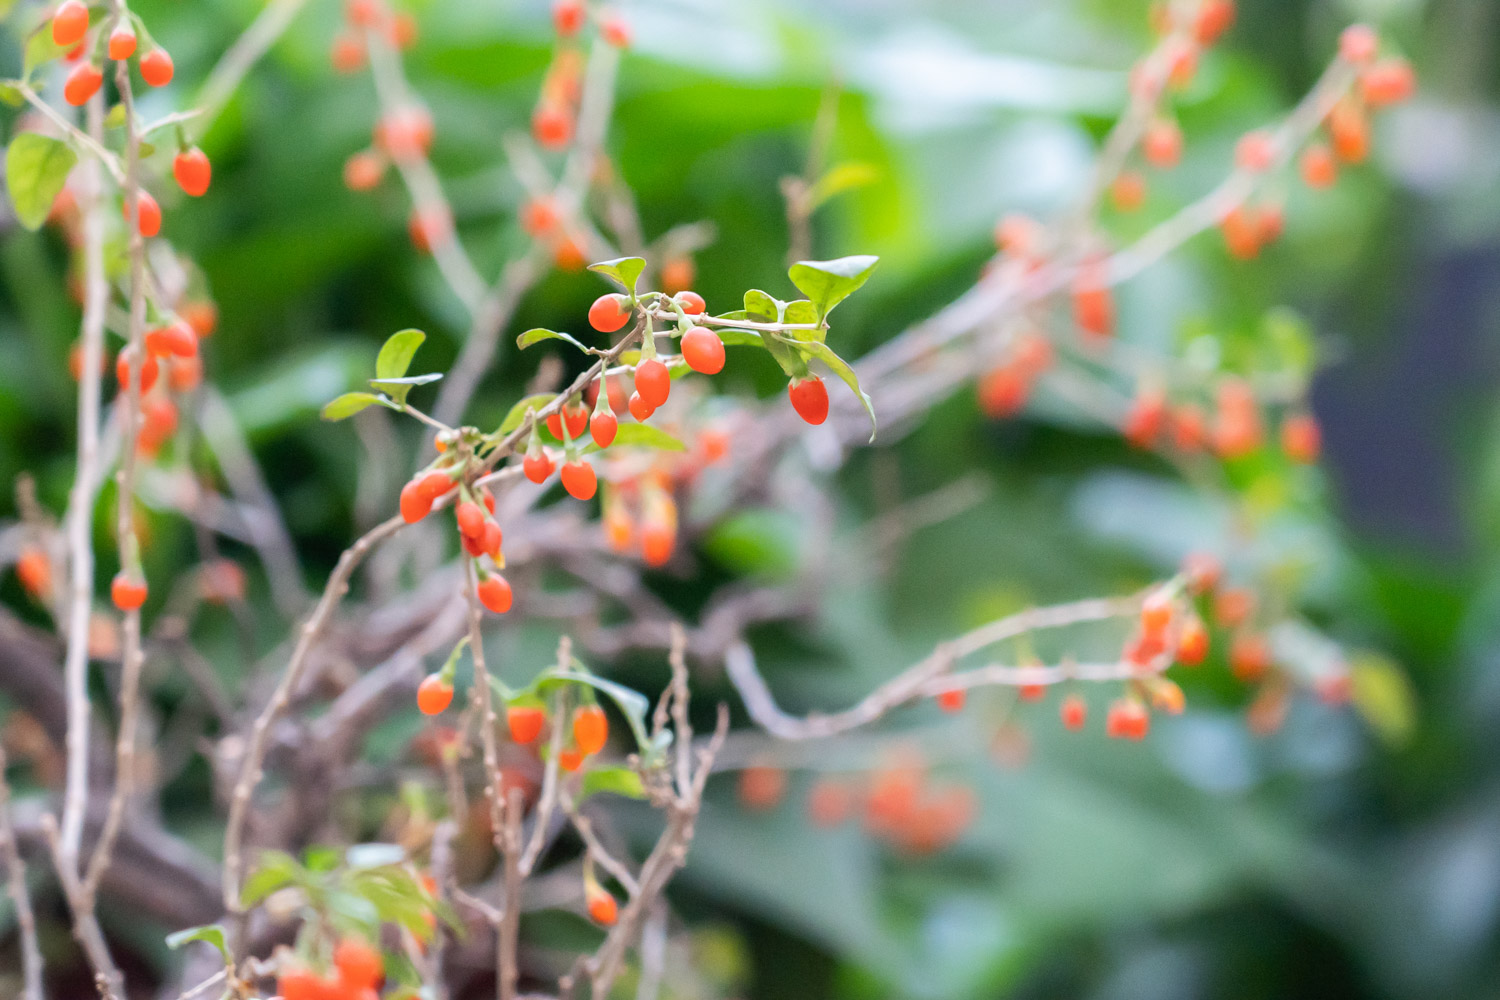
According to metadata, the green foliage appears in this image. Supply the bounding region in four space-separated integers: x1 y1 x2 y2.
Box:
5 133 76 231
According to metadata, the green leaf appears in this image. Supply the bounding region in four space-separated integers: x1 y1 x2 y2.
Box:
517 327 589 353
103 103 127 129
787 255 879 319
242 851 301 906
534 668 653 755
587 256 646 292
580 765 646 801
23 32 69 77
6 133 77 231
743 289 781 324
1349 651 1415 746
0 83 24 108
715 329 765 348
165 924 229 961
497 392 556 435
369 372 442 406
580 422 684 455
376 328 425 380
806 162 879 210
782 300 823 341
321 391 382 421
799 341 877 442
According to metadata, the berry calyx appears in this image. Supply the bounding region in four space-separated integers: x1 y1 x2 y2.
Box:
788 375 828 425
52 0 89 46
680 326 724 374
1060 694 1087 731
586 887 618 925
111 572 148 611
572 704 608 755
140 48 174 87
507 705 546 743
63 63 103 106
173 147 212 197
588 294 630 333
122 190 162 238
108 26 137 61
416 674 453 715
935 687 966 713
560 460 597 501
634 358 671 409
477 574 514 614
589 409 617 448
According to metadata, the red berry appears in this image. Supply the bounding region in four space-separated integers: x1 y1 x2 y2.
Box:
400 480 433 523
546 401 590 441
331 33 365 73
1362 58 1415 107
1300 143 1338 189
1019 683 1046 702
521 197 559 236
140 48 174 87
560 460 597 501
788 375 828 425
173 147 211 197
1329 101 1370 164
1193 0 1235 45
1109 170 1147 212
935 687 966 713
558 748 585 771
1073 266 1113 338
532 103 573 149
1339 24 1378 66
977 365 1029 418
477 574 513 614
416 674 453 715
600 14 630 48
1214 587 1255 629
587 887 618 925
116 351 159 393
640 521 674 566
590 410 617 448
1123 386 1167 448
137 395 178 453
334 937 383 991
108 26 137 61
1105 699 1150 740
675 290 706 315
627 391 654 422
417 471 453 502
1140 591 1173 639
455 501 486 539
1281 412 1321 464
553 0 585 36
110 572 148 611
122 190 161 238
64 63 103 106
1177 618 1210 665
634 359 671 409
15 548 51 600
1142 118 1183 169
680 326 724 375
1060 694 1087 731
1230 633 1270 681
144 321 197 358
507 705 546 743
1235 130 1276 172
738 765 786 811
572 704 608 755
588 294 630 333
52 0 89 45
661 257 695 295
277 970 325 1000
344 150 385 191
523 447 554 484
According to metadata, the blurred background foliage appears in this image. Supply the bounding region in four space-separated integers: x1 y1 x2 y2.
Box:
2 0 1497 997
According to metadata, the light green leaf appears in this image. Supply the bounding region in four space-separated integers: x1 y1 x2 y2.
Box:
497 392 556 435
103 103 127 129
742 289 780 324
0 83 24 108
6 133 77 231
23 33 69 77
376 328 425 380
580 765 646 801
587 256 646 292
580 422 684 455
787 255 879 319
321 391 382 421
241 851 300 907
799 341 876 442
517 327 589 352
1350 651 1415 745
369 372 441 406
782 300 823 342
534 668 653 755
165 924 230 961
806 161 879 210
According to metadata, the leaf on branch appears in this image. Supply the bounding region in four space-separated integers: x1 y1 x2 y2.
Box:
23 33 69 77
369 372 441 406
580 422 685 455
320 391 382 421
742 289 781 324
580 765 646 801
517 327 590 352
165 924 230 962
807 161 880 211
103 103 127 129
781 299 823 342
0 83 23 108
534 668 653 753
799 341 877 442
788 254 879 320
6 133 76 231
376 328 426 380
587 256 646 292
497 392 557 435
241 850 301 906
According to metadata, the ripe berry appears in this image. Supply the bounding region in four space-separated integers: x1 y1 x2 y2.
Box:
553 0 585 36
334 938 383 990
122 190 161 238
587 887 618 926
137 396 178 452
590 410 617 449
375 107 434 161
634 359 671 409
788 375 829 425
388 11 417 48
344 150 386 191
416 674 453 715
16 548 50 600
628 392 654 422
1060 694 1087 731
1362 58 1415 107
1173 404 1208 452
588 294 630 333
807 779 854 828
546 401 589 441
507 705 545 743
455 501 486 539
64 63 103 106
277 970 327 1000
331 33 365 72
1338 24 1378 66
1123 386 1166 448
408 209 448 253
417 471 454 502
1213 586 1254 629
523 446 554 484
481 520 503 559
977 365 1029 418
555 235 586 271
173 147 211 197
477 574 513 614
600 14 630 48
1281 411 1321 464
52 0 88 46
1300 143 1337 189
1072 268 1113 338
572 704 608 755
144 321 197 358
738 765 786 811
111 572 148 611
675 290 706 315
108 26 137 61
116 351 159 393
140 48 174 87
1140 592 1173 639
640 521 673 566
1213 378 1263 457
1105 698 1149 740
1109 170 1147 212
1019 683 1046 702
167 354 202 391
1183 551 1221 594
1142 117 1183 169
1194 0 1235 46
561 460 597 501
532 103 573 149
1177 618 1209 665
558 748 585 771
521 197 559 236
680 326 724 374
935 687 966 713
1235 130 1276 172
1329 102 1370 164
1230 632 1270 681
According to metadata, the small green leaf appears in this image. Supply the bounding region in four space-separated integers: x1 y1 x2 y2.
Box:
806 161 879 210
497 392 556 435
714 329 764 348
580 765 646 801
166 924 229 961
587 256 646 292
743 290 780 324
103 103 127 129
517 327 589 352
321 391 382 421
1350 651 1416 746
0 83 24 108
241 851 300 906
23 32 69 77
799 341 876 442
580 423 684 455
369 372 442 406
376 328 425 380
6 133 77 231
782 300 822 341
787 255 879 319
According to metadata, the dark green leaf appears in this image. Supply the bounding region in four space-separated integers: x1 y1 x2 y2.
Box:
587 256 646 292
6 133 76 231
787 255 879 319
376 328 425 380
321 391 382 421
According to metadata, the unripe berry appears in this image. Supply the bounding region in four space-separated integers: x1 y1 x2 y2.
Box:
1060 694 1087 731
416 674 453 715
560 460 597 501
122 190 161 238
788 375 829 425
589 410 617 449
680 326 724 374
572 704 608 755
108 26 137 61
140 48 174 87
477 574 513 614
935 687 966 713
507 705 545 743
111 572 148 611
52 0 89 46
173 147 211 197
63 63 103 106
634 358 671 409
587 887 618 925
588 294 630 333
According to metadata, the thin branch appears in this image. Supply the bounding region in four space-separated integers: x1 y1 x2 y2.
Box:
0 744 44 1000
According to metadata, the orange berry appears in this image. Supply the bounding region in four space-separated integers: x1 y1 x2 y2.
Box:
1339 24 1378 66
1142 118 1183 169
738 765 786 811
110 572 147 611
344 150 385 191
144 321 197 359
680 326 725 374
116 351 159 394
674 290 706 315
507 705 546 743
589 410 618 449
1072 264 1113 338
1177 618 1210 665
1235 130 1276 172
532 103 573 149
16 548 51 600
639 521 673 567
1109 170 1147 212
331 33 365 73
1362 58 1415 107
140 48 174 87
560 460 597 501
52 0 89 46
586 887 617 925
63 63 103 106
334 937 383 990
546 401 590 441
1183 551 1221 594
806 779 853 828
977 364 1029 418
788 375 828 425
523 446 554 484
935 686 966 713
1213 586 1254 629
553 0 585 36
1329 102 1370 164
122 190 161 238
416 674 454 715
1105 698 1150 740
1140 591 1173 638
600 14 630 48
477 574 513 614
661 258 695 295
108 26 137 61
572 704 608 755
1230 633 1270 681
588 294 630 333
1281 411 1321 464
173 147 211 197
1300 143 1338 189
558 748 585 771
1060 694 1087 731
634 359 671 409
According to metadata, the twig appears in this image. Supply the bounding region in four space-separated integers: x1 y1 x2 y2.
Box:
0 744 44 1000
